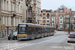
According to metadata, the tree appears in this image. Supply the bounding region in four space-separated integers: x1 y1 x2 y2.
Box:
63 24 66 29
71 24 73 30
56 24 58 29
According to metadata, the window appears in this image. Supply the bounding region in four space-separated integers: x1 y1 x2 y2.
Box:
60 25 63 27
60 13 62 15
60 21 62 23
60 17 62 19
43 17 45 19
20 6 22 13
56 21 58 23
11 18 13 26
7 17 9 25
47 16 49 19
52 17 54 19
74 15 75 17
4 0 6 10
52 24 54 26
7 1 8 10
47 20 49 22
67 10 69 13
52 13 54 16
43 20 45 23
19 27 26 34
47 13 49 16
60 10 63 12
43 13 45 15
66 15 70 18
56 17 58 19
66 19 69 23
56 13 58 16
64 16 65 18
1 16 3 25
47 24 49 25
1 0 3 9
13 3 15 11
52 21 54 23
67 24 69 27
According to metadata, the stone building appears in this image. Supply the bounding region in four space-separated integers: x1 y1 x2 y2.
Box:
36 0 41 24
26 0 41 24
0 0 23 36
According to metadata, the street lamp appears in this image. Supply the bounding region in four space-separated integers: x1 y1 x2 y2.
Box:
68 14 71 34
0 0 1 37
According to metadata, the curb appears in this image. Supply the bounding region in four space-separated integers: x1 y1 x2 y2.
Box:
0 37 8 40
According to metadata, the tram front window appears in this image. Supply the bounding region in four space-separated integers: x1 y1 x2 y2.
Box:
19 27 26 34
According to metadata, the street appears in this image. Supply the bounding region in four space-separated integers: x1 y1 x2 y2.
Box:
0 31 75 50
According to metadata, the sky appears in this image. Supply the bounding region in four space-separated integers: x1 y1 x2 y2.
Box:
41 0 75 11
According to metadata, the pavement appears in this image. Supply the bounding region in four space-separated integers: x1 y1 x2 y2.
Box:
0 31 75 50
0 36 8 40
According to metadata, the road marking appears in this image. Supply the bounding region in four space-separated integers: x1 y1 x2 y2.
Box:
0 35 68 50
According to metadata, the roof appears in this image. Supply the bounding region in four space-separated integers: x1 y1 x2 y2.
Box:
64 9 71 13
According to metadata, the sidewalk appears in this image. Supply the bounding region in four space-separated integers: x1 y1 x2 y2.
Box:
0 36 8 40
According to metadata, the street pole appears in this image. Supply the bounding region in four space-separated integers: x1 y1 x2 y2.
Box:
68 15 70 34
0 0 1 37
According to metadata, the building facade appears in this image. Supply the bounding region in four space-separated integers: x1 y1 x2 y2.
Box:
36 0 41 24
41 5 74 30
71 11 75 29
0 0 23 36
26 0 41 24
41 9 64 29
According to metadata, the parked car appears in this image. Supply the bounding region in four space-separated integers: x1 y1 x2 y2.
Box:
8 32 17 40
57 28 63 31
67 33 75 43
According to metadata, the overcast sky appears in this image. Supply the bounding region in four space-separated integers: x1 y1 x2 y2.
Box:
41 0 75 11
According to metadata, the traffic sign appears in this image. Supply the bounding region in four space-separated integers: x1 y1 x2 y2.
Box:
67 27 69 29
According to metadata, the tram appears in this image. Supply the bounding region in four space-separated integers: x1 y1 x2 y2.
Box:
17 23 54 40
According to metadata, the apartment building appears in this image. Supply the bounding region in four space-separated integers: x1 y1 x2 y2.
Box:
0 0 23 36
36 0 41 24
41 5 73 29
26 0 41 24
70 11 75 30
41 10 64 29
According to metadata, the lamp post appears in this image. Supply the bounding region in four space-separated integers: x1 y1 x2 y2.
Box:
0 0 1 37
68 14 71 34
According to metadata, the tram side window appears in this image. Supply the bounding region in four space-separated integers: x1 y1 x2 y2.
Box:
45 28 47 33
28 27 34 34
50 29 52 32
38 28 42 33
51 28 54 32
42 28 44 33
35 28 38 33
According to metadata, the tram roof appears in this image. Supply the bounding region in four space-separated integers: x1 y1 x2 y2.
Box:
19 23 54 28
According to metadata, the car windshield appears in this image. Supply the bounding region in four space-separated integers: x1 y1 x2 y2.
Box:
13 32 17 35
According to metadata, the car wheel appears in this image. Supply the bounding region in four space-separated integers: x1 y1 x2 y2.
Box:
13 37 15 40
8 37 10 40
16 38 17 40
67 41 70 43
